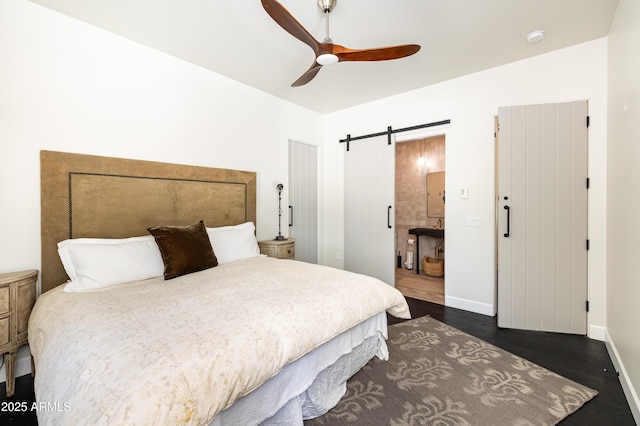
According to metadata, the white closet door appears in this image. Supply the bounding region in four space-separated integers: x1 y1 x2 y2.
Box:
289 140 318 264
344 136 395 285
497 101 588 334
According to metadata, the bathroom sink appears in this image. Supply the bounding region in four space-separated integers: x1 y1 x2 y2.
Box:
408 228 444 239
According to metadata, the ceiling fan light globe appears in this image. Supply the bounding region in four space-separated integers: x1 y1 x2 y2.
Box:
316 53 339 66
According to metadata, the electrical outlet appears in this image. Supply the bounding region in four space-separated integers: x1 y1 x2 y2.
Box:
336 251 341 261
465 216 481 227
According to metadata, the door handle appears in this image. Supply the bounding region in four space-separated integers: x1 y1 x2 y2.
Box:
387 206 392 229
289 206 293 227
504 205 510 237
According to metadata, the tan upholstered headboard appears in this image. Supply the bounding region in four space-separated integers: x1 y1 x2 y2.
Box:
40 150 256 293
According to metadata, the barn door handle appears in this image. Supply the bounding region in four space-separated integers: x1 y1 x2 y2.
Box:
289 206 293 226
503 205 510 237
387 206 392 229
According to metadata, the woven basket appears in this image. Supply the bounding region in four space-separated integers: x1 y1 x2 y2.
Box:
422 256 444 277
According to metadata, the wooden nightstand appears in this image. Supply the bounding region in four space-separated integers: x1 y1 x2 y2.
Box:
0 270 37 397
258 238 295 259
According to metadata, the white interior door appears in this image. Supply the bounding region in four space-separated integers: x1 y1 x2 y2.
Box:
497 101 588 334
288 140 317 264
344 136 395 285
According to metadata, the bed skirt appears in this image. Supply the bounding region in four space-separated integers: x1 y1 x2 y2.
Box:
210 312 389 426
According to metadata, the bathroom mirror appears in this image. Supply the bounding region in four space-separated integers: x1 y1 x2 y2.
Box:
427 172 445 218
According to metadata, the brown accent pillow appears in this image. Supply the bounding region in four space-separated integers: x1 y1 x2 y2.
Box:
147 220 218 280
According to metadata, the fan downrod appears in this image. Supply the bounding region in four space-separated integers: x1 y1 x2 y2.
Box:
318 0 336 44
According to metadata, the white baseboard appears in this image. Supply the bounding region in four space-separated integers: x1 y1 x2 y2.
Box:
0 345 32 384
589 324 606 342
445 295 494 317
605 330 640 424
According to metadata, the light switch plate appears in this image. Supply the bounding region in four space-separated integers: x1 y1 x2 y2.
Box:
465 216 481 227
460 188 469 199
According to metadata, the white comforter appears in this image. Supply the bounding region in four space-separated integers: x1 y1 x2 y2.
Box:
29 256 410 425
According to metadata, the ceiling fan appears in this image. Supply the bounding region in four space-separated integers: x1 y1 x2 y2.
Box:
261 0 421 87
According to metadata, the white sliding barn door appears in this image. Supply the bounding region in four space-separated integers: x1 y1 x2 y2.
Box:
289 140 318 264
344 136 395 285
497 101 588 334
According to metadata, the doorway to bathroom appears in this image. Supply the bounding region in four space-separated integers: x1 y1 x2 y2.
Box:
395 135 445 304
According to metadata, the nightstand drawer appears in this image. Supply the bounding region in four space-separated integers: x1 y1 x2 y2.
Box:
17 281 36 339
0 286 8 315
258 238 295 259
276 242 295 259
0 316 9 347
260 245 278 258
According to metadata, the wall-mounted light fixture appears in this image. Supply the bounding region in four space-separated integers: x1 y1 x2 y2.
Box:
275 183 286 241
418 139 429 172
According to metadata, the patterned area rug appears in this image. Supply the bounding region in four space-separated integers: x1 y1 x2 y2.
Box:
306 316 597 426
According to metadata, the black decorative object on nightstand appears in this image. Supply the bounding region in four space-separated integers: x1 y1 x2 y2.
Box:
275 183 285 241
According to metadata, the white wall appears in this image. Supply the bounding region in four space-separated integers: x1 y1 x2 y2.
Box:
0 0 323 379
322 39 608 334
0 0 324 271
606 0 640 420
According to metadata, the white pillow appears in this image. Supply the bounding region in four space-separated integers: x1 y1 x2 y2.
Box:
207 222 261 264
58 235 165 292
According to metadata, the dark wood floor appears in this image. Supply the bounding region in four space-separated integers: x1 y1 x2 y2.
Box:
1 297 635 425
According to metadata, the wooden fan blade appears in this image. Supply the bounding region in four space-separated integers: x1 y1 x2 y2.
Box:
261 0 321 55
335 44 421 62
291 62 323 87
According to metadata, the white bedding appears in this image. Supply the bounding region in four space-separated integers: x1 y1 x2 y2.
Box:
29 256 410 425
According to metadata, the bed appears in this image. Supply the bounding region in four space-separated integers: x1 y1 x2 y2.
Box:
30 151 410 425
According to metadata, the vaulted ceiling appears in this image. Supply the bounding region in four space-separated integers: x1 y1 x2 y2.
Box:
29 0 619 114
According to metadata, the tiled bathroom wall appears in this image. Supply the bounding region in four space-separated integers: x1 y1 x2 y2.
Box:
395 135 445 268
